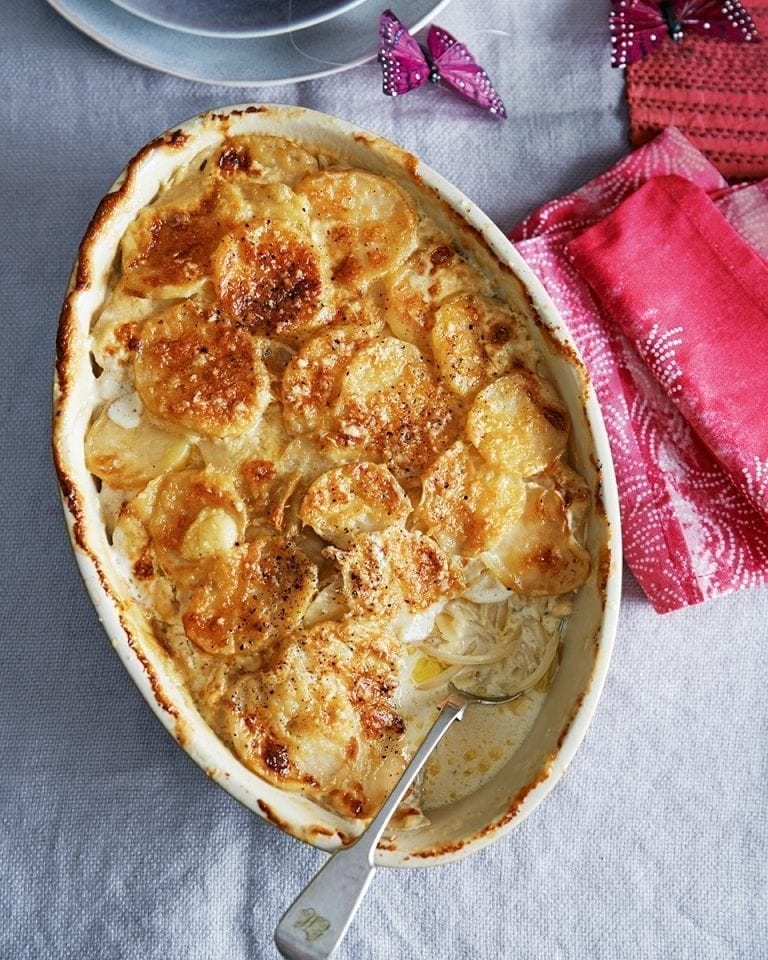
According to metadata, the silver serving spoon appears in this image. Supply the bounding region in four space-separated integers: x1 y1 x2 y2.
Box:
274 682 522 960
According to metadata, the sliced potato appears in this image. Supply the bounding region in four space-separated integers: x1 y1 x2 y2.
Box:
234 181 312 233
482 463 591 596
148 467 246 577
134 300 270 438
327 526 465 619
213 224 329 343
465 370 568 474
416 441 526 556
85 407 189 489
209 135 319 186
182 536 318 656
121 178 245 299
330 337 458 480
384 237 488 351
111 477 178 621
281 324 379 434
431 294 533 397
90 284 158 373
225 619 405 818
298 170 418 288
299 462 411 548
180 507 241 561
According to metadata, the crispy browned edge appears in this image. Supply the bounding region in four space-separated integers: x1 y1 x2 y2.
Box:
52 107 612 860
53 127 192 732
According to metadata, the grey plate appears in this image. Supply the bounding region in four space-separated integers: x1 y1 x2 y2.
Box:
109 0 368 39
48 0 452 86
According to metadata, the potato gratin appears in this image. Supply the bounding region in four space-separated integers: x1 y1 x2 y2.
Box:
84 134 591 821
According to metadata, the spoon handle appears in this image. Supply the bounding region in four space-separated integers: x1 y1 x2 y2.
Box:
274 698 467 960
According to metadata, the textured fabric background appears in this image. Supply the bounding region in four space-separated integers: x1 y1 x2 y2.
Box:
626 3 768 180
2 2 767 958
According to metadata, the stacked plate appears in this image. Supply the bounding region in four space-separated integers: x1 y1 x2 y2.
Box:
47 0 451 86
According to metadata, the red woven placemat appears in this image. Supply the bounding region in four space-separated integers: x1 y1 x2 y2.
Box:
626 4 768 180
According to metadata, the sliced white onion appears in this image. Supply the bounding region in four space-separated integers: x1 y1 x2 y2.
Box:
417 638 522 665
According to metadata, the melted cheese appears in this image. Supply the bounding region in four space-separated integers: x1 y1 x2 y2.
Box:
183 536 318 656
465 369 569 474
299 462 412 548
328 527 465 618
384 237 490 351
329 337 458 482
431 294 535 398
133 299 271 438
225 620 405 818
297 170 418 288
87 133 593 822
213 224 330 343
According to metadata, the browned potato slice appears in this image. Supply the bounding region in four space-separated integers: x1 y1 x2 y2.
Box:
134 300 270 438
465 370 568 474
416 441 526 556
384 239 488 351
148 468 246 577
231 182 311 232
416 441 483 554
210 135 319 186
213 224 328 343
482 463 591 595
431 294 533 397
297 170 418 288
121 179 245 299
225 620 405 818
182 536 318 656
281 324 379 434
327 527 465 618
330 337 458 481
85 406 190 490
299 462 411 548
90 284 158 372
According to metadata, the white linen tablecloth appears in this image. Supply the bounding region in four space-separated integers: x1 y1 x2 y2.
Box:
2 2 767 957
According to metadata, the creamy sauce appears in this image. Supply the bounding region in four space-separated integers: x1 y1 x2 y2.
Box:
400 646 545 810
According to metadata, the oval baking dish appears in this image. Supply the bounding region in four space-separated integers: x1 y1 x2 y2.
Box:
53 104 621 866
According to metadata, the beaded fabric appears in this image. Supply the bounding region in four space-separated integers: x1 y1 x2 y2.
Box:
626 4 768 179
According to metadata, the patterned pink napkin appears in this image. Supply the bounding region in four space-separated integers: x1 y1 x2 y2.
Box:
510 128 768 613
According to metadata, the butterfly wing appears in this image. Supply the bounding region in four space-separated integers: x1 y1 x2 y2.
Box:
676 0 759 41
610 0 668 67
426 25 507 117
379 10 430 97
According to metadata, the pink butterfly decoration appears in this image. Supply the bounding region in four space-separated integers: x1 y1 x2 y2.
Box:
378 9 507 118
611 0 759 67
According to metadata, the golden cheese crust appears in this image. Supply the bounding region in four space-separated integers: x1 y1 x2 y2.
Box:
328 337 459 482
84 133 593 821
328 527 466 619
299 462 412 548
183 536 318 656
134 300 271 438
297 170 418 288
213 225 329 343
225 620 405 818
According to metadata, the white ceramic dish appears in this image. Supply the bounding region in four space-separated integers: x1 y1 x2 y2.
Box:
46 0 451 86
110 0 369 39
53 104 621 866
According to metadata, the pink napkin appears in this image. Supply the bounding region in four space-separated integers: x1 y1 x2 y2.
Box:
510 128 768 613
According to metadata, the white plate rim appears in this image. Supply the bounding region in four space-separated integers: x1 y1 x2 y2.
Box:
46 0 454 87
109 0 370 40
